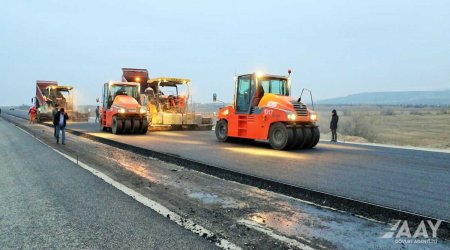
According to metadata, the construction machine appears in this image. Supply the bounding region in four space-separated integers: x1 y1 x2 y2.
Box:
99 81 148 134
121 68 213 131
34 80 89 122
142 77 213 130
214 71 319 150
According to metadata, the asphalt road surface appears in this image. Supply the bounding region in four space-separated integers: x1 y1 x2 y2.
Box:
0 117 215 249
5 109 450 221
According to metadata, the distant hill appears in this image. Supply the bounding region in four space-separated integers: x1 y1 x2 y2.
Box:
318 90 450 105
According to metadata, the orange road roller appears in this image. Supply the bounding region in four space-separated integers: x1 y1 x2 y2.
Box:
99 81 148 134
214 70 319 150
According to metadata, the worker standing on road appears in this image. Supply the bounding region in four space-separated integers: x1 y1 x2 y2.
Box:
54 108 69 145
52 106 58 137
330 109 339 142
28 106 37 124
95 106 100 123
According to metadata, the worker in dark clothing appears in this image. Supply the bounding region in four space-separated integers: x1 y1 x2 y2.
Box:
330 109 339 142
53 108 69 145
95 106 100 123
52 106 59 137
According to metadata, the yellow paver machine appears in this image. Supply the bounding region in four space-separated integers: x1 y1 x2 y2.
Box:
143 77 213 131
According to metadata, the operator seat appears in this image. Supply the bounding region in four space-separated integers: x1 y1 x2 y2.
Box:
252 85 265 107
112 87 128 104
116 87 127 96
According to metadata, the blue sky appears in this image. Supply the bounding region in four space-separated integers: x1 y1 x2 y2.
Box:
1 0 449 105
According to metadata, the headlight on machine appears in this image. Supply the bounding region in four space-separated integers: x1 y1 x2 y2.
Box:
287 112 297 121
310 112 317 121
118 108 126 114
139 107 147 114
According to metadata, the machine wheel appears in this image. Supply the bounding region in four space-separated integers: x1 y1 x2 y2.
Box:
301 127 313 149
131 119 141 134
123 119 132 134
309 127 320 148
292 127 306 149
269 122 295 150
215 119 230 142
140 119 149 134
112 116 123 134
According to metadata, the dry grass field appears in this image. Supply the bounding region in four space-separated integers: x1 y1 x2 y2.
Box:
316 105 450 150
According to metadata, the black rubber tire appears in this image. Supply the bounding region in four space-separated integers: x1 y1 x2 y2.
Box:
131 119 141 134
123 119 132 134
215 119 230 142
112 116 123 134
140 119 149 134
309 127 320 148
301 127 313 149
269 122 295 150
292 127 306 149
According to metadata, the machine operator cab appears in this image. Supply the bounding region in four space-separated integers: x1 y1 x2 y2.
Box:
103 81 141 109
235 72 290 114
146 77 190 113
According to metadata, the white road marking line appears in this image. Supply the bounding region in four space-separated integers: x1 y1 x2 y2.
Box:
237 219 316 250
14 124 241 250
319 139 450 154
